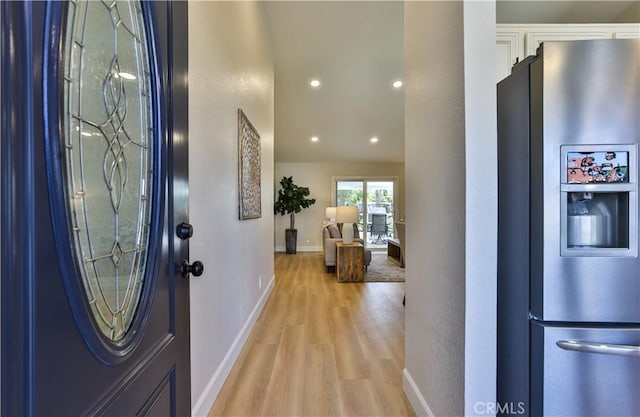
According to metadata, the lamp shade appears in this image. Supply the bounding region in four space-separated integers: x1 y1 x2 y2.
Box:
336 206 358 244
335 206 358 223
325 206 337 221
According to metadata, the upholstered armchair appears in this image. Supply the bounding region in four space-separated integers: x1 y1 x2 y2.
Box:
322 223 371 273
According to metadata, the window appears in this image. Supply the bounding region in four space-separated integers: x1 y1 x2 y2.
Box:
334 178 397 249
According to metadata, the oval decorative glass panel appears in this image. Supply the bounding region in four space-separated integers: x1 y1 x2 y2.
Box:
62 0 154 342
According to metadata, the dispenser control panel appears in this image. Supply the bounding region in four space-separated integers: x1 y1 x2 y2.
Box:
560 145 637 257
566 151 629 184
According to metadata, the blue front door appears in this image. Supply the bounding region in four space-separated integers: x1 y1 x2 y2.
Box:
1 1 192 415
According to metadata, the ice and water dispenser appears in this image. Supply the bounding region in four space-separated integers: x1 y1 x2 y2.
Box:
561 146 638 256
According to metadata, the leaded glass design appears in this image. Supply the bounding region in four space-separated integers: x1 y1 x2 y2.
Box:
63 0 154 342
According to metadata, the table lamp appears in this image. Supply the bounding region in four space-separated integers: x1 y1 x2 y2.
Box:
336 206 359 244
325 206 337 223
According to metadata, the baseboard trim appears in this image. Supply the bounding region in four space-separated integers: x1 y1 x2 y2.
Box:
191 275 275 417
403 368 436 417
274 245 322 253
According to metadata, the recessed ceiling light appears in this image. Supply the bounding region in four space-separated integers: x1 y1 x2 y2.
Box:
370 137 379 143
310 79 321 88
311 136 319 142
392 80 403 88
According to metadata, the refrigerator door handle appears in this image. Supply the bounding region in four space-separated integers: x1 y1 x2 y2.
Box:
556 340 640 357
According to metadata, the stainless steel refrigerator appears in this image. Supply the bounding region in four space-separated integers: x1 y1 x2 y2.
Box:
497 39 640 416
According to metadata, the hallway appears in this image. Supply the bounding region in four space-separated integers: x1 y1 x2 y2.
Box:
207 252 414 416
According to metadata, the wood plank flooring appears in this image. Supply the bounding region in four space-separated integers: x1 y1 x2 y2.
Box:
207 252 415 417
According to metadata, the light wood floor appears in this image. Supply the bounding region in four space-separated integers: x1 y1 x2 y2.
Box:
207 252 415 417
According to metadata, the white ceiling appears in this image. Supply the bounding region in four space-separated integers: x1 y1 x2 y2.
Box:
264 1 404 164
264 1 639 164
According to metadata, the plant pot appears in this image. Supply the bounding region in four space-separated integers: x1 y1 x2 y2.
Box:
285 229 297 254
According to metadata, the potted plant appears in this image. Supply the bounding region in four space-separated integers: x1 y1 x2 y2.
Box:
274 176 316 254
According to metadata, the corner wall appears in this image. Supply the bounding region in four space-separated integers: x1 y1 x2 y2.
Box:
404 2 466 415
614 1 640 23
463 1 498 415
274 162 404 251
403 1 497 416
188 3 274 416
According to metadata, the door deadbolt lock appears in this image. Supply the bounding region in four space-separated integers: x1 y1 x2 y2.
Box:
179 260 204 277
176 222 193 240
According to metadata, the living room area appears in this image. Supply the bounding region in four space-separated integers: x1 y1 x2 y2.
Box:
274 163 405 253
269 0 406 259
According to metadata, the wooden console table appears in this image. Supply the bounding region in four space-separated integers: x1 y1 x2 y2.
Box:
387 238 405 268
335 241 364 282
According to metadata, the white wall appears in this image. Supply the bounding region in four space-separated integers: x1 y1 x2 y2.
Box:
188 3 274 416
403 1 498 416
615 2 640 23
463 1 498 416
404 2 466 415
274 162 404 251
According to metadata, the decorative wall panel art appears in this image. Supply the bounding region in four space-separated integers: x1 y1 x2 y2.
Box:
238 109 261 220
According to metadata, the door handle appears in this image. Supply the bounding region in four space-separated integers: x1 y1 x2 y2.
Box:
556 340 640 358
179 260 204 277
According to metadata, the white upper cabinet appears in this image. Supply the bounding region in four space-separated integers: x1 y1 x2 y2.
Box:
496 24 640 82
496 31 523 82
